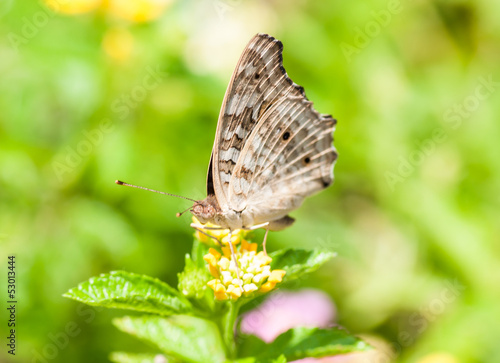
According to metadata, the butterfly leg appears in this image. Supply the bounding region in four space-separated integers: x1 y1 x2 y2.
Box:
190 223 229 231
262 228 269 256
190 224 223 247
242 222 270 231
227 230 242 285
242 222 271 255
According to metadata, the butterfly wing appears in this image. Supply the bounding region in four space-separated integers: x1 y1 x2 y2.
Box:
229 95 337 224
210 34 307 209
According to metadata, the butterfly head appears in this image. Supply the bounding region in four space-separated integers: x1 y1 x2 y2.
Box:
191 195 219 224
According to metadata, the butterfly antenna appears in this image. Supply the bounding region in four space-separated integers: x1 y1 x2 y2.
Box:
115 180 197 203
176 206 193 218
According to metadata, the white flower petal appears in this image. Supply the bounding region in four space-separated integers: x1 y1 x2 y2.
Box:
243 283 258 293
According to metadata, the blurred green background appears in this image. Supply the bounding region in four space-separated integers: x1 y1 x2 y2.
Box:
1 0 499 362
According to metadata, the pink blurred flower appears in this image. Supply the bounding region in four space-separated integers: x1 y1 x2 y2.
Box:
240 289 381 363
240 289 336 343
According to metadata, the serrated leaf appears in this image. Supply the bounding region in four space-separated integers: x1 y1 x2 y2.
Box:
113 315 226 363
256 327 370 361
63 271 192 315
270 249 335 282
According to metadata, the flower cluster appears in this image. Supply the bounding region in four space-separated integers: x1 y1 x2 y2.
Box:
204 240 286 301
193 217 248 247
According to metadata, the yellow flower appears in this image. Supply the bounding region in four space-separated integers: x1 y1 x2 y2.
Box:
105 0 174 23
45 0 173 23
192 217 247 246
205 242 286 301
207 279 227 301
417 353 459 363
259 270 287 293
203 248 221 278
44 0 101 14
102 27 134 62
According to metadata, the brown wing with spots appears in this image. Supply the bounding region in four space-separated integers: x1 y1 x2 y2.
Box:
229 96 337 222
210 33 307 209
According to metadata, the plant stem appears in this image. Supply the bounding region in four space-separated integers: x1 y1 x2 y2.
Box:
220 302 240 359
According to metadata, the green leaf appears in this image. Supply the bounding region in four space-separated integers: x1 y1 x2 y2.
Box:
256 327 370 361
270 249 335 282
110 352 168 363
230 355 286 363
271 356 287 363
190 238 211 268
113 315 227 363
63 271 192 315
236 334 268 358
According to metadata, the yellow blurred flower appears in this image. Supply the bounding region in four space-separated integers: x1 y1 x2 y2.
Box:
44 0 101 14
45 0 173 23
204 240 286 301
102 27 134 62
417 352 459 363
105 0 173 22
192 216 247 246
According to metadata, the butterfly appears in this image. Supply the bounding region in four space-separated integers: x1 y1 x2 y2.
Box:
190 33 337 236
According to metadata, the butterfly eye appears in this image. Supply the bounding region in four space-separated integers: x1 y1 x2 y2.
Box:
304 157 311 164
206 205 215 215
254 73 260 80
282 131 290 141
